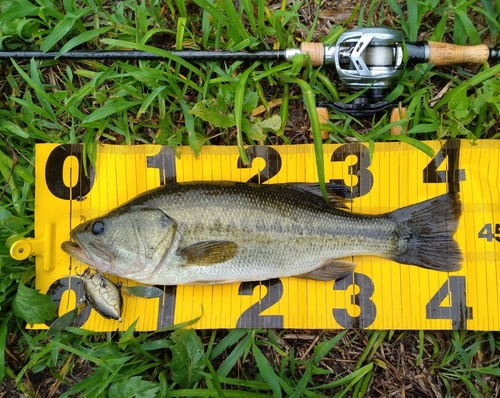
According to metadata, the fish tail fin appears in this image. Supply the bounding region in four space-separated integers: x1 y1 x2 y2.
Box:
390 193 462 272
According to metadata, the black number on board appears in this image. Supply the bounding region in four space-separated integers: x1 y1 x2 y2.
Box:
156 285 177 328
423 140 465 193
45 144 95 200
147 146 177 185
425 276 473 330
330 143 374 198
332 273 376 328
237 146 282 184
45 277 91 328
478 223 500 243
236 279 284 328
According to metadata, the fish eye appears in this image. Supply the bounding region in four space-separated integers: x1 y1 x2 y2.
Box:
91 220 106 235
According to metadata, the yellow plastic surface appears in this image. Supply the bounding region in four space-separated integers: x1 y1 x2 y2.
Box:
21 140 500 331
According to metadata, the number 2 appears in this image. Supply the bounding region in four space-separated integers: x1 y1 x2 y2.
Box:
237 146 282 184
236 279 284 328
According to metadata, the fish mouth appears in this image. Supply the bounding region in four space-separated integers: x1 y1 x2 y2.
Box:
61 241 112 272
61 241 93 264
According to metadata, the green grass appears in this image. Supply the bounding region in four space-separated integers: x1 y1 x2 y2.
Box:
1 0 500 396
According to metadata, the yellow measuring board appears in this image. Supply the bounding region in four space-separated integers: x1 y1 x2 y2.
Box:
12 140 500 331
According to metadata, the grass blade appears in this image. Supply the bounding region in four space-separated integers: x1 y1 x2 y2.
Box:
312 362 373 390
136 86 166 119
0 149 34 184
479 0 499 36
218 0 250 43
382 133 435 158
57 27 112 56
0 314 9 382
0 0 38 21
455 9 481 44
181 100 205 157
82 100 143 124
192 0 230 35
209 329 247 360
0 119 29 139
313 330 348 363
292 77 327 200
435 63 500 110
235 62 259 164
100 39 206 79
252 343 282 398
10 60 59 120
215 332 253 378
40 9 92 52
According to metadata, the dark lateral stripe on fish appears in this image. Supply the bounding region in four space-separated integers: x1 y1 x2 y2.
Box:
389 193 462 272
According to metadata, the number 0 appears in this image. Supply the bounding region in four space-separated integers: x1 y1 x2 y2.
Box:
45 144 94 200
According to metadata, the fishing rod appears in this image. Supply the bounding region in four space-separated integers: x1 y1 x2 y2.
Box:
2 27 499 117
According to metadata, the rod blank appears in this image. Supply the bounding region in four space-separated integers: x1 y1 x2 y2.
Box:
0 50 286 61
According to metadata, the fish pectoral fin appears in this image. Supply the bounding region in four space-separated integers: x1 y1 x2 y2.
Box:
295 259 356 281
177 240 238 266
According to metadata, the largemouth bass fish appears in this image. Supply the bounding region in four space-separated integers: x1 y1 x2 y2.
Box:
61 182 462 285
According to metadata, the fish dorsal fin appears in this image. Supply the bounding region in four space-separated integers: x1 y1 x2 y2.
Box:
296 259 356 281
282 183 350 210
177 241 238 266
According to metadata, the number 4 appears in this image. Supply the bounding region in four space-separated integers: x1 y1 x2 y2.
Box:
478 223 500 242
426 276 472 330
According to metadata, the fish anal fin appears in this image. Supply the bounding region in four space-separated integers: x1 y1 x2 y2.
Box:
178 240 238 266
295 259 356 281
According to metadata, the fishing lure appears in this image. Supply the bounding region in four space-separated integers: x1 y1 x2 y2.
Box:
46 268 164 336
80 267 123 322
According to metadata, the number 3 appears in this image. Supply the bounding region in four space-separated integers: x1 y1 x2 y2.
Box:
332 273 376 328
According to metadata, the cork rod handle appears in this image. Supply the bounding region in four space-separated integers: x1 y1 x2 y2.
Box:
300 42 325 67
427 42 490 66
